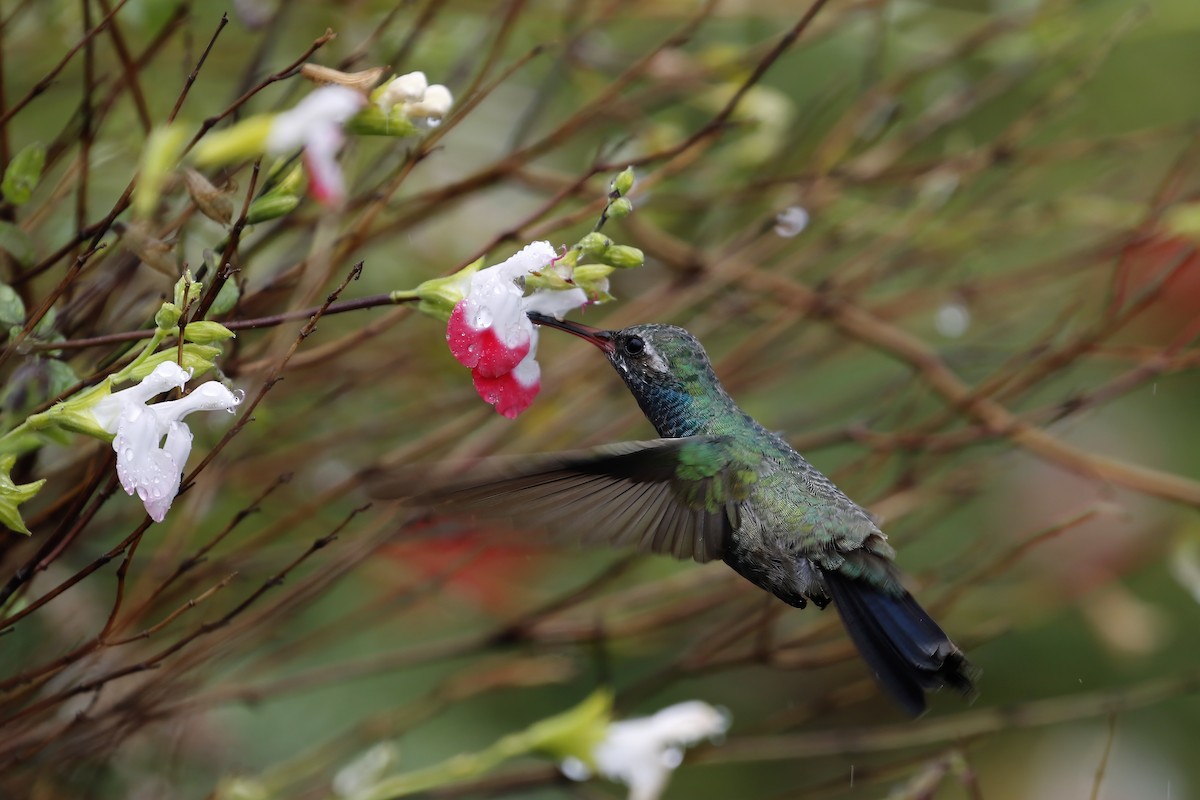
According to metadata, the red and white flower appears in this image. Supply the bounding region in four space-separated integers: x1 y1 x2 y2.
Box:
265 86 366 206
446 241 587 418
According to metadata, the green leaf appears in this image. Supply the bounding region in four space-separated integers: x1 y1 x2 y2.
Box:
210 279 240 316
2 142 46 206
0 283 24 328
0 221 35 267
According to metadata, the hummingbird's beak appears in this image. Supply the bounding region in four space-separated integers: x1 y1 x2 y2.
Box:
527 311 615 353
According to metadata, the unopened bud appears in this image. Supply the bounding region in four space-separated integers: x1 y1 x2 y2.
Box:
607 197 633 219
576 233 613 258
183 320 236 344
602 244 644 269
245 192 300 224
612 167 635 196
155 302 182 330
172 271 202 309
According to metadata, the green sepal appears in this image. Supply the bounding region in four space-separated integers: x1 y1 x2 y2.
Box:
129 345 222 381
0 455 45 535
396 258 484 321
2 141 46 206
345 105 422 138
525 688 613 768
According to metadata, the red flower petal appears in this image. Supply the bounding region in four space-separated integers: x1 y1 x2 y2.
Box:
447 300 530 377
472 364 540 419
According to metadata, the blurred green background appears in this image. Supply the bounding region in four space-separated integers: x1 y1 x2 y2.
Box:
2 0 1200 798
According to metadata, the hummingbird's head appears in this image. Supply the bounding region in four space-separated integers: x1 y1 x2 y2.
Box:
527 313 717 395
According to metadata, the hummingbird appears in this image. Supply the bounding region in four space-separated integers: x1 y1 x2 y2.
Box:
383 312 977 715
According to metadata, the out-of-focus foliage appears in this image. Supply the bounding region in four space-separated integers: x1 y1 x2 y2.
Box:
1 1 1200 798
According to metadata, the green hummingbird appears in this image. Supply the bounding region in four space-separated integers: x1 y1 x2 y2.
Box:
385 313 977 715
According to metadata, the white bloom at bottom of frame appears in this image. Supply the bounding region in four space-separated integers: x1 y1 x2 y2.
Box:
560 700 729 800
93 362 242 522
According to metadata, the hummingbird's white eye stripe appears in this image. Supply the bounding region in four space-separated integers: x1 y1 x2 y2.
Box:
642 342 669 374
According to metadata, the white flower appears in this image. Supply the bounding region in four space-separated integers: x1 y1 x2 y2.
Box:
376 71 454 128
446 241 587 418
265 86 366 205
560 701 729 800
92 363 242 522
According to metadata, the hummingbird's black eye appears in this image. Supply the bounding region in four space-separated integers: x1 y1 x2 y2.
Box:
623 336 645 357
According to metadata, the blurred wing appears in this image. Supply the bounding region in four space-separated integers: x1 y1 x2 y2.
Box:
369 437 744 563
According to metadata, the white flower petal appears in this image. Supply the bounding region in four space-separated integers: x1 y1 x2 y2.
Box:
496 240 557 281
266 86 365 154
522 287 587 320
590 701 729 800
407 84 453 126
92 362 189 433
377 71 428 109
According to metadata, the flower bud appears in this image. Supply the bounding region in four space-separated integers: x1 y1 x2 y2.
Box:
173 271 202 309
576 232 612 258
155 302 182 330
183 320 236 344
602 244 644 269
0 454 45 535
607 197 633 219
245 192 301 224
611 167 635 197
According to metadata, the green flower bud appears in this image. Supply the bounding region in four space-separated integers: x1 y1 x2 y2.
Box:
611 166 635 197
0 455 45 535
134 124 187 218
572 263 614 294
576 232 613 258
607 197 633 219
172 271 202 309
155 302 182 330
2 141 46 207
602 244 644 269
183 320 236 344
245 192 301 224
191 116 275 167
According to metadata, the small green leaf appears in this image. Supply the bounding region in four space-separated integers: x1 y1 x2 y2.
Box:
45 358 80 398
0 283 25 328
0 221 35 266
210 279 240 316
2 142 46 206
